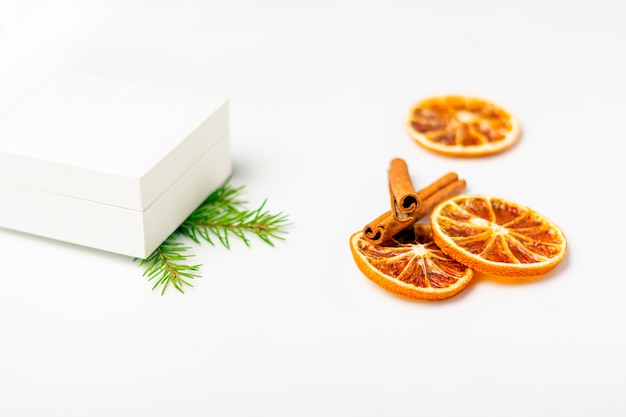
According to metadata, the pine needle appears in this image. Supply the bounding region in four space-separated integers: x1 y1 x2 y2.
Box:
135 178 289 294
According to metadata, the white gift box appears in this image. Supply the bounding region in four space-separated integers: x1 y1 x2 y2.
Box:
0 70 231 258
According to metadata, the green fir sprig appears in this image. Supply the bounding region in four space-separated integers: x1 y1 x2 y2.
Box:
135 178 290 295
137 238 202 295
177 182 288 249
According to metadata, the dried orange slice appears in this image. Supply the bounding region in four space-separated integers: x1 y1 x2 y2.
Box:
405 95 520 157
349 224 474 301
430 195 567 277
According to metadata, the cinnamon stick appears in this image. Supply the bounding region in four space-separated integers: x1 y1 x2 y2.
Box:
416 172 458 202
363 210 399 243
388 158 421 221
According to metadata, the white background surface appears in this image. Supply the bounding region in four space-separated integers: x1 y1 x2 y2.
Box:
1 1 625 416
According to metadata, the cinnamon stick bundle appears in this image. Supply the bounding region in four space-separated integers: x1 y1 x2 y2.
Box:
363 164 466 244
